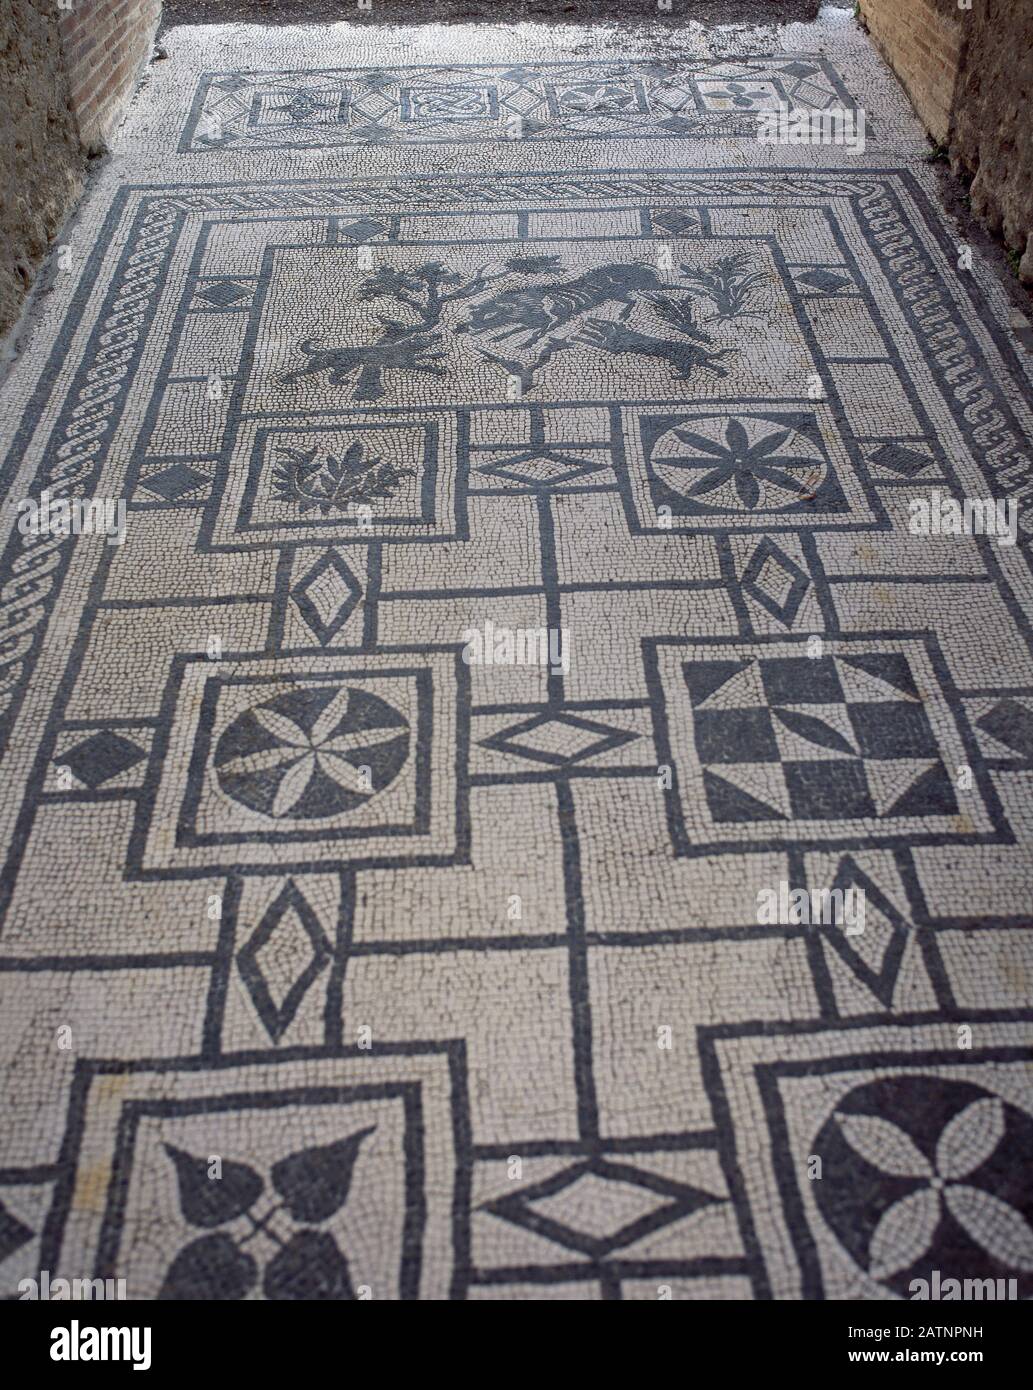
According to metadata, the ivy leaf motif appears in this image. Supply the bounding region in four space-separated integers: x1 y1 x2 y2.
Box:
944 1186 1033 1271
868 1187 941 1280
835 1113 932 1178
935 1097 1004 1181
271 1126 375 1223
159 1233 258 1300
263 1230 354 1300
164 1144 264 1228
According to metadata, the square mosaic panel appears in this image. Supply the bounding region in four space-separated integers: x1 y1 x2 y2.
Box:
650 634 1005 854
704 1017 1033 1299
134 649 466 874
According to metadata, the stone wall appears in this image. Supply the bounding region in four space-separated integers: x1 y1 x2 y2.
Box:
0 0 84 338
0 0 161 340
948 0 1033 283
859 0 1033 284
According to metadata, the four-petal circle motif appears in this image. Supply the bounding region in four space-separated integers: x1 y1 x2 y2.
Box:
813 1077 1033 1297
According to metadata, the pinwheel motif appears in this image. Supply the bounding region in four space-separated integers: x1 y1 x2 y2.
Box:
214 684 409 820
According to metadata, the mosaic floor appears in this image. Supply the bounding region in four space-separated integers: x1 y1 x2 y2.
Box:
1 9 1032 1301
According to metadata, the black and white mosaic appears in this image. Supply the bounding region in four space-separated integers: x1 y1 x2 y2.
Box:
1 14 1032 1303
180 56 861 152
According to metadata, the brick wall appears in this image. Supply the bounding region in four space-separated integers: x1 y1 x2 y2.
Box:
859 0 1032 284
58 0 161 152
858 0 965 146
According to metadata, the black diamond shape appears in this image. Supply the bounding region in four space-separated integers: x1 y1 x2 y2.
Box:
481 1157 720 1260
480 712 637 768
141 464 210 501
291 552 363 645
196 280 250 307
338 217 386 242
814 857 910 1007
652 210 701 236
867 442 934 478
796 268 852 293
779 61 819 78
477 449 604 488
60 731 146 789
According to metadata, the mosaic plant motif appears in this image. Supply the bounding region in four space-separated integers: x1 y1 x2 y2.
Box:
271 441 414 511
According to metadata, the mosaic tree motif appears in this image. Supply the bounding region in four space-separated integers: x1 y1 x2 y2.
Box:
213 685 410 820
159 1129 375 1300
679 252 769 323
281 260 502 400
281 253 758 399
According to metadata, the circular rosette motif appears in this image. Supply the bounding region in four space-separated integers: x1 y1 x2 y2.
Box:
651 416 827 512
559 82 636 113
813 1076 1033 1298
213 684 409 820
